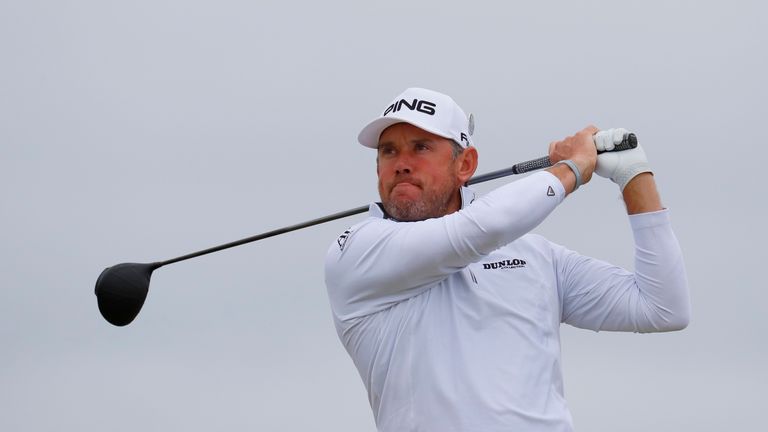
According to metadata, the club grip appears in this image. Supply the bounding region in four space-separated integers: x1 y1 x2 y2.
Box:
511 156 551 174
511 132 638 174
597 132 637 154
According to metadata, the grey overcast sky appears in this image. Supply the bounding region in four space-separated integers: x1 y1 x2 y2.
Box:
1 0 765 430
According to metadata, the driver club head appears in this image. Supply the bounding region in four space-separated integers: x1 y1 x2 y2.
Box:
95 262 159 326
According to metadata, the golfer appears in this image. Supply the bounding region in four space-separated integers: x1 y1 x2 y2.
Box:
324 88 690 432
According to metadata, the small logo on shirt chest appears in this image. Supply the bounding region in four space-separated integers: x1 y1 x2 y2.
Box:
482 259 527 270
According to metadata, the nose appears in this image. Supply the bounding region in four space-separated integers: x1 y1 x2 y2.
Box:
394 153 413 176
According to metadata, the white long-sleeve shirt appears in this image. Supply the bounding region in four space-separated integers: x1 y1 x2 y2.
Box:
324 171 690 432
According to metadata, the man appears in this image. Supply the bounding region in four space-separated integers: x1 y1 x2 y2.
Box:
324 88 690 432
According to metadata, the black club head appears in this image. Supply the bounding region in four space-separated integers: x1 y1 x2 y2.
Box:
95 262 158 326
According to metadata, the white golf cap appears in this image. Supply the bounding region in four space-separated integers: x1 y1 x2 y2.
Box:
358 87 474 149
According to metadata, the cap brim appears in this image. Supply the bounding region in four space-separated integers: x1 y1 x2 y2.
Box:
357 115 455 149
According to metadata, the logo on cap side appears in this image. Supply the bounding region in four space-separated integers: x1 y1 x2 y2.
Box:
383 99 437 117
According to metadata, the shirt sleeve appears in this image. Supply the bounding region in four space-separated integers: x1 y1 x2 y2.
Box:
325 171 566 320
555 209 691 332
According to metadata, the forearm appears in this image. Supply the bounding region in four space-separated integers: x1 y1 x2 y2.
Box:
622 173 663 215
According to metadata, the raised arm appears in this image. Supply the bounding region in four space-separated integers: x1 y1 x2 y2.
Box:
558 132 690 332
556 208 690 332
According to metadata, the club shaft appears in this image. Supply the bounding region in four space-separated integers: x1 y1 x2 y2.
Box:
158 161 529 267
159 206 369 266
159 133 637 267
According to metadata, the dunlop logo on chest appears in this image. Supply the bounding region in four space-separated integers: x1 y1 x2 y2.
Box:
482 259 527 270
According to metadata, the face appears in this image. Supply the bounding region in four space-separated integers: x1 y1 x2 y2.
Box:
376 123 476 221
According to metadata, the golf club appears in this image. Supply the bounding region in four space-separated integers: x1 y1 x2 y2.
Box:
95 133 637 326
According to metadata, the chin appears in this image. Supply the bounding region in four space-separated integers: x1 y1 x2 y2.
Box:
383 198 432 222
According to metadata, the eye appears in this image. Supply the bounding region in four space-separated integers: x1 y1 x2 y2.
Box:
378 146 396 157
415 142 430 152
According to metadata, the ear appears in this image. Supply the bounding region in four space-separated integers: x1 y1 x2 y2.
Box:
456 146 478 184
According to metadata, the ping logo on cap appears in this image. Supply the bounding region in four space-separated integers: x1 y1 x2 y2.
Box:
383 99 436 117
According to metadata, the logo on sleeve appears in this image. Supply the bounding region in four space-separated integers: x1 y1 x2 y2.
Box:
482 258 527 270
546 186 555 197
337 230 351 251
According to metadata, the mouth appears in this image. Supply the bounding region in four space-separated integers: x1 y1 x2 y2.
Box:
391 181 421 194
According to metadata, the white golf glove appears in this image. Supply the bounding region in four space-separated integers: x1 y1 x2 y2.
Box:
594 128 652 191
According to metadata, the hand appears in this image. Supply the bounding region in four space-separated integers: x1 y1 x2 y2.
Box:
548 125 599 185
594 128 652 190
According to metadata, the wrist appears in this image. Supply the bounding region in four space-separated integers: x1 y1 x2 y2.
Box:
555 160 582 191
547 161 578 195
622 172 662 214
615 162 652 191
